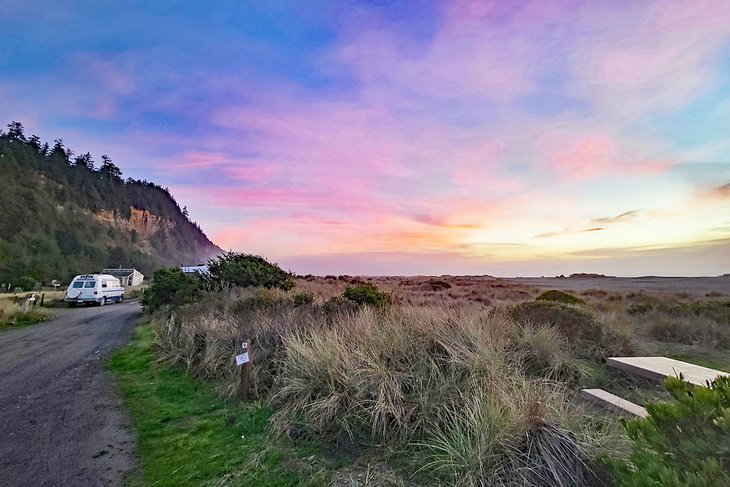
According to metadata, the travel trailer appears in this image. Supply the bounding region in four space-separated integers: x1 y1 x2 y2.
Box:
64 274 125 307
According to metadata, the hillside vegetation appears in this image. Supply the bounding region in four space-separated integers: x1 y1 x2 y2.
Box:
0 121 220 288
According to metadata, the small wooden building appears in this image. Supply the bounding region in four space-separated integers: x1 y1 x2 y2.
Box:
102 268 145 287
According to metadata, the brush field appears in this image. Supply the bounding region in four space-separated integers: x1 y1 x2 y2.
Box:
147 274 730 486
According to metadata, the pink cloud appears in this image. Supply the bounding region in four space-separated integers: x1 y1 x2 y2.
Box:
569 0 730 117
225 164 280 183
534 130 670 181
26 0 724 276
165 151 231 170
334 2 552 103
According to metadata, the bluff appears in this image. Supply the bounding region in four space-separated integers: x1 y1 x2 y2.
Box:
0 122 221 289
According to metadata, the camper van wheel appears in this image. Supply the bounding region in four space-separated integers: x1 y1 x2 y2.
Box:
99 297 106 307
119 295 124 303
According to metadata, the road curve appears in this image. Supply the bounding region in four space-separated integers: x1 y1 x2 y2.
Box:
0 301 142 487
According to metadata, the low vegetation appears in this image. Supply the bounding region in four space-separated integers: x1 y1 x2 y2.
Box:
342 283 392 307
509 300 632 361
136 265 730 486
141 267 201 312
109 325 329 486
0 294 50 330
536 289 585 304
206 252 294 291
609 375 730 487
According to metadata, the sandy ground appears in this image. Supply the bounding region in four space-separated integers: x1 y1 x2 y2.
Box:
507 276 730 295
0 301 142 486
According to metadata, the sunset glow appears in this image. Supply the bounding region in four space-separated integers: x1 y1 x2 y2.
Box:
2 1 729 275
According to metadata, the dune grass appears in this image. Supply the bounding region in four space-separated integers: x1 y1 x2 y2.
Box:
0 298 49 330
109 325 330 487
149 286 627 486
141 276 730 486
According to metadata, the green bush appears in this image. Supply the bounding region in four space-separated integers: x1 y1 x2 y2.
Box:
343 283 391 307
16 276 39 292
207 252 293 291
672 300 730 324
230 289 285 314
142 267 201 312
536 289 585 304
609 375 730 487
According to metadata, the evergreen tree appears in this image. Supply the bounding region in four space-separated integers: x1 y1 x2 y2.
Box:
99 154 123 182
6 121 25 141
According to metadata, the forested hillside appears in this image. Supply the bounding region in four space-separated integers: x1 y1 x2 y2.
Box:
0 121 221 289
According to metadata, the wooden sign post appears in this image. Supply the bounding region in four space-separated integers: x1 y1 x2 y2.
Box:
237 340 251 401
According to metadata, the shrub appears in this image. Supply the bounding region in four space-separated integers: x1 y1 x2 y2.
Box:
673 300 730 324
343 283 391 307
230 289 283 314
141 267 201 312
16 276 38 292
608 375 730 487
509 301 632 360
207 252 294 291
627 302 653 315
536 289 585 305
429 279 452 291
645 312 730 348
292 292 314 306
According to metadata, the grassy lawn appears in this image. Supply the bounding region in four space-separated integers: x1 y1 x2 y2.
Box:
109 325 331 487
667 353 730 373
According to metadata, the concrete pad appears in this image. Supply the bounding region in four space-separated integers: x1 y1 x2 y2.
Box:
581 389 648 418
607 356 729 387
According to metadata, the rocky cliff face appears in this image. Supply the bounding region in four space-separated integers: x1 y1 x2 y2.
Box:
97 207 174 240
94 206 219 262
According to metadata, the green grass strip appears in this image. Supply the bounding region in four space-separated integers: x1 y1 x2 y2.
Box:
109 325 327 487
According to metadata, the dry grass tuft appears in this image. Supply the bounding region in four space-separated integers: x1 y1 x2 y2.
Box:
0 297 49 328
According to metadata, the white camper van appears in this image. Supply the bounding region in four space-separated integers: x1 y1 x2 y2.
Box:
64 274 125 307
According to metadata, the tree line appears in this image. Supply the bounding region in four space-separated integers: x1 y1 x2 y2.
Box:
0 121 219 289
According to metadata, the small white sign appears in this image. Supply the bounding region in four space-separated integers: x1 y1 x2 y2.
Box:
242 341 248 351
236 352 249 366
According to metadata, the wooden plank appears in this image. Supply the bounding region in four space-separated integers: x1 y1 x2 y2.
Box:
607 356 729 387
581 389 648 418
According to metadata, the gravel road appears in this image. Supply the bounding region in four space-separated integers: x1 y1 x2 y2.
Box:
0 301 142 486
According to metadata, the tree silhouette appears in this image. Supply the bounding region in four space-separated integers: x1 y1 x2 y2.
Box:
6 121 25 141
74 152 95 170
100 154 123 182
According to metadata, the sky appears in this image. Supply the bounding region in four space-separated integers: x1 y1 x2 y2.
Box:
1 0 729 276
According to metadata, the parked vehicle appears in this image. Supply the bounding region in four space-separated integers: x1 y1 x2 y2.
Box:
64 274 125 307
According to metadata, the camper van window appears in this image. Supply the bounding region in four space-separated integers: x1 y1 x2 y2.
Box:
72 281 83 288
84 281 96 288
102 282 108 288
